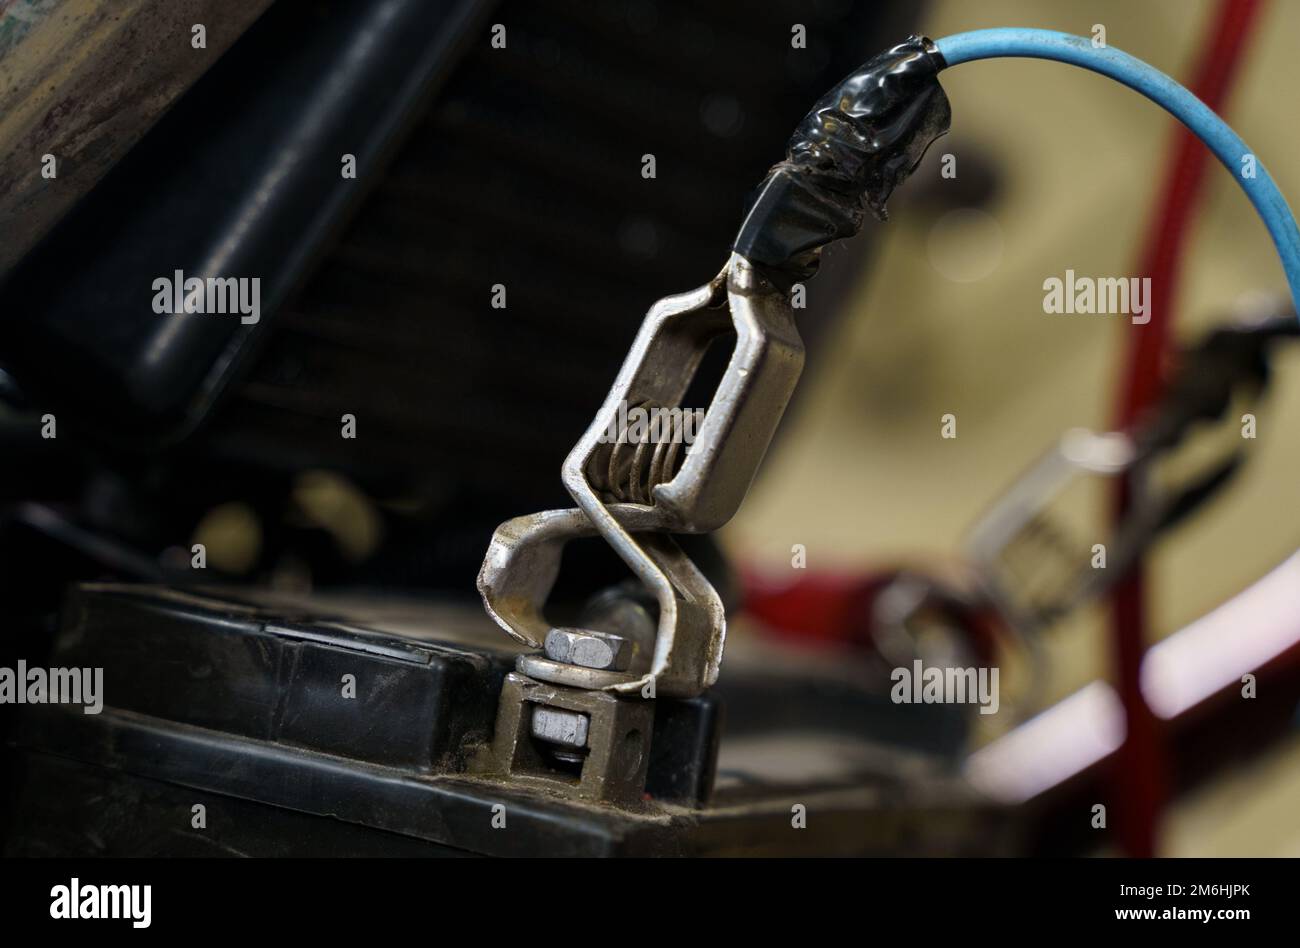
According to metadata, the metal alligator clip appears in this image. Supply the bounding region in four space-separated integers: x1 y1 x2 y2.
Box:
474 36 948 801
968 312 1300 638
964 427 1137 639
477 254 804 700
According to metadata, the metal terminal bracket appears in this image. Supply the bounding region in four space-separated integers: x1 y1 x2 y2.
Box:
477 254 805 699
479 673 656 806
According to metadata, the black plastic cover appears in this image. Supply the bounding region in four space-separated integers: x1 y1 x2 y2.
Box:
733 35 951 282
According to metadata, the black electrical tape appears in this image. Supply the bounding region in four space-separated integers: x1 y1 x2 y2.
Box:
733 35 951 283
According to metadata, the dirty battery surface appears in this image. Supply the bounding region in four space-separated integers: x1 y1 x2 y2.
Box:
6 584 1000 856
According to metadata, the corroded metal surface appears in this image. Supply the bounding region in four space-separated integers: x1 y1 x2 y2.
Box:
0 0 271 274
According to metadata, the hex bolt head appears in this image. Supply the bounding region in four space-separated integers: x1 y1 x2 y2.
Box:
531 706 589 749
544 627 632 671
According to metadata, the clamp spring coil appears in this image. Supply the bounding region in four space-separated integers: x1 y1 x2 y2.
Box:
588 399 695 505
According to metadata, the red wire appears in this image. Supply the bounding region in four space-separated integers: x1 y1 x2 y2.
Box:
1108 0 1265 857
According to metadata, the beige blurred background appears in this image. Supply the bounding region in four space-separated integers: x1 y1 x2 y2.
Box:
723 0 1300 855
